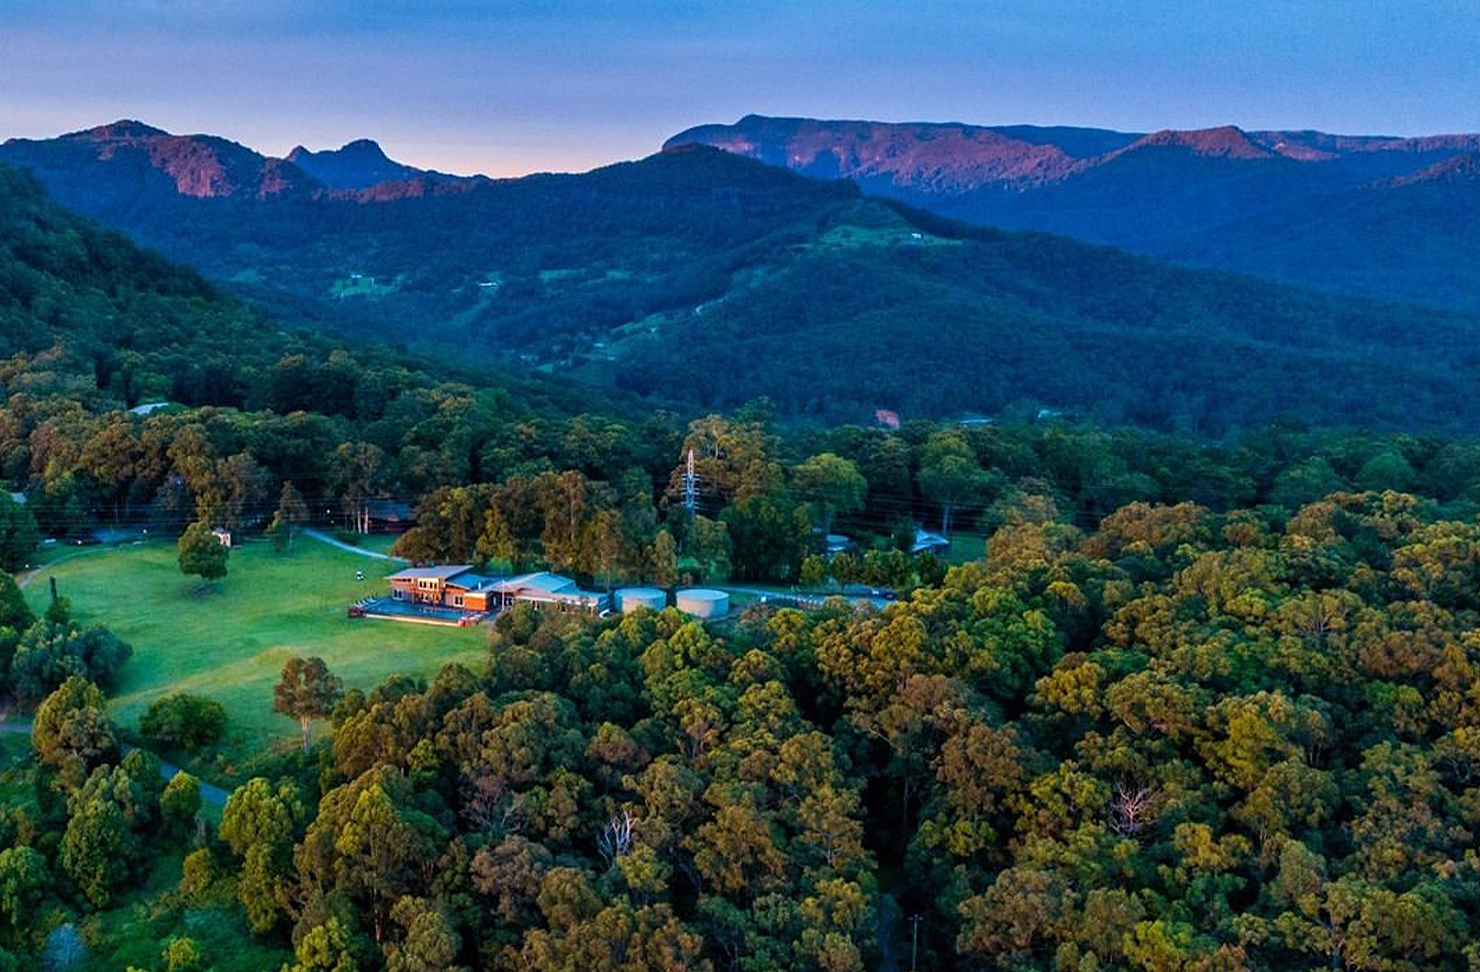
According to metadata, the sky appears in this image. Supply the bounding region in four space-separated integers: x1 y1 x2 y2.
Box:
1 0 1477 177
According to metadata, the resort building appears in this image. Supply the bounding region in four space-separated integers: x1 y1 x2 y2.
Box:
385 566 609 614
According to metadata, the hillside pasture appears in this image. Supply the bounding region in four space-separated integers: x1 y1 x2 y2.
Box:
23 537 484 778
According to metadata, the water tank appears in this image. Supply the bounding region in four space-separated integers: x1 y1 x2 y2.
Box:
617 587 666 613
676 588 729 619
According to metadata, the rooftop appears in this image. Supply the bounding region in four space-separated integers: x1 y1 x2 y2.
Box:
386 565 474 582
491 571 580 595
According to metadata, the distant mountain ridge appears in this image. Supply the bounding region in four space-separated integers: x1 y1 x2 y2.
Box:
665 115 1480 311
0 120 482 205
665 113 1480 193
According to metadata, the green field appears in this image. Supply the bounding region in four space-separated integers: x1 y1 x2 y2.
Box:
22 537 484 778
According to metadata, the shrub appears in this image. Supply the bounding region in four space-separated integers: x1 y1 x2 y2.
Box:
179 848 216 900
139 694 227 751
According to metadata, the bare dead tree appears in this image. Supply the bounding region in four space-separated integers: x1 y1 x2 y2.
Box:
1109 779 1158 837
462 773 524 836
597 807 635 866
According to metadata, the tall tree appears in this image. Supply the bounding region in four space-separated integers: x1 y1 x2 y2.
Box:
792 453 867 537
650 528 678 589
331 441 387 534
270 480 310 552
177 521 228 591
0 571 34 632
0 493 37 573
274 656 343 752
918 435 993 534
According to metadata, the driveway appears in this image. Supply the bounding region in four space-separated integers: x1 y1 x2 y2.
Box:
302 528 408 563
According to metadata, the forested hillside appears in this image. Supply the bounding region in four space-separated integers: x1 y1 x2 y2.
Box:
6 128 1480 431
0 160 664 542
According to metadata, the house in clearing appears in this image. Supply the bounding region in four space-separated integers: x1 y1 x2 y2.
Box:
386 566 609 615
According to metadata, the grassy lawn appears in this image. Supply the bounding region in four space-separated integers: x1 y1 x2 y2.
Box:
944 531 988 564
23 538 484 779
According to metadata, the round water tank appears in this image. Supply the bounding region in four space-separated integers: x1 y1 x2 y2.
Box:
676 588 730 619
617 587 666 613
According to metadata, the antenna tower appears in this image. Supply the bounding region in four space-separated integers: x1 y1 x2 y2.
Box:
683 449 698 516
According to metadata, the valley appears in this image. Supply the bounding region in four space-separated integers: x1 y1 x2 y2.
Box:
4 77 1480 972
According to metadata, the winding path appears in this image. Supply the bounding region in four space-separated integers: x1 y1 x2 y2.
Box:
301 528 408 563
16 543 125 589
0 719 230 807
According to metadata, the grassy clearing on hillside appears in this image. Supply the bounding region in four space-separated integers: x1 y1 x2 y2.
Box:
24 538 484 780
814 223 960 249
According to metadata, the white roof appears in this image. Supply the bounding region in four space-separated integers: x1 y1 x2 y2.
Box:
491 571 578 595
912 528 950 553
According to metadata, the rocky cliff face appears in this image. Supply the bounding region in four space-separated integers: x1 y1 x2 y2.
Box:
7 120 323 200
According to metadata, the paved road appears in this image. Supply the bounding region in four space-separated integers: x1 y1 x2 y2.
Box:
302 528 408 563
0 719 229 807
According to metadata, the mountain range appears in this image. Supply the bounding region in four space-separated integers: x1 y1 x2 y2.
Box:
5 119 1480 433
0 120 484 202
666 115 1480 311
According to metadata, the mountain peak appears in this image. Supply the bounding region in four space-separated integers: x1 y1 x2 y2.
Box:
289 138 391 163
284 139 431 190
1123 126 1272 159
75 119 171 140
340 138 389 156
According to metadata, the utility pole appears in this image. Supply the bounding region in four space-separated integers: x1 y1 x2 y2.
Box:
909 914 922 972
683 448 698 516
